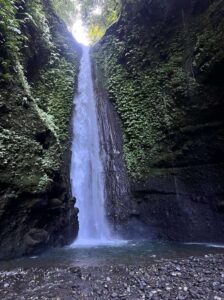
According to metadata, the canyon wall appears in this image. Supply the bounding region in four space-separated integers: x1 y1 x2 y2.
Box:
0 0 80 259
93 0 224 241
93 63 134 233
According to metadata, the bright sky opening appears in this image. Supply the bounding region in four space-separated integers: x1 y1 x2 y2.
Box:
71 4 103 45
72 19 90 46
92 6 103 15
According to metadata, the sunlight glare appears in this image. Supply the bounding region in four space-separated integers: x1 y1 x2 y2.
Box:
92 6 103 16
72 19 90 46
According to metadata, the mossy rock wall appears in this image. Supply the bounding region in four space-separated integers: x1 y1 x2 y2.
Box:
93 0 224 241
94 0 224 178
0 0 81 259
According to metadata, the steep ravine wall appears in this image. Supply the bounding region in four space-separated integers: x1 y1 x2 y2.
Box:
93 61 151 238
93 0 224 241
0 0 81 259
93 61 134 233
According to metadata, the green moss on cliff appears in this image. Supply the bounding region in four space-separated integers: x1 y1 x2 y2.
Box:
93 0 224 178
34 57 78 144
0 0 80 258
0 0 80 192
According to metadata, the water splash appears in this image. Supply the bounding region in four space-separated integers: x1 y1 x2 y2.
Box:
70 46 112 246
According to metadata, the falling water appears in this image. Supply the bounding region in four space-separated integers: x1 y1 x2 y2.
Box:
70 46 112 245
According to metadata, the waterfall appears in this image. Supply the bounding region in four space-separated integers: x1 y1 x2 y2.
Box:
70 46 112 245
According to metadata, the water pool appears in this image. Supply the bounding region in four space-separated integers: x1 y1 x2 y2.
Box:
1 240 224 270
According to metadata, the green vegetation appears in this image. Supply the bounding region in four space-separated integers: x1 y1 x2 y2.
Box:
93 0 224 178
0 125 59 192
51 0 77 26
94 37 188 177
0 0 27 85
0 0 80 193
78 0 121 42
34 58 79 144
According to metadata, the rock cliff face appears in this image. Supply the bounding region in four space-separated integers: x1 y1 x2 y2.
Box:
93 0 224 241
93 63 133 232
0 0 80 259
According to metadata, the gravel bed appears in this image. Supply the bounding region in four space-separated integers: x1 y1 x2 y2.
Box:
0 254 224 299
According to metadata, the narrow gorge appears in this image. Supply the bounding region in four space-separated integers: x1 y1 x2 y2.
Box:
0 0 224 293
1 0 224 298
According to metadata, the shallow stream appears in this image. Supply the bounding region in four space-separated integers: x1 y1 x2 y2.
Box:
1 240 224 270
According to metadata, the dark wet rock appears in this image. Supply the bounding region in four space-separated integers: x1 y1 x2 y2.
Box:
69 267 82 278
48 198 63 208
24 228 49 248
93 71 133 229
129 164 224 242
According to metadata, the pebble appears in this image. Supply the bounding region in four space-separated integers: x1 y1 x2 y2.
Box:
0 254 223 299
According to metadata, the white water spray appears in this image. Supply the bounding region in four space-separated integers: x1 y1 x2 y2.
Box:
70 46 112 246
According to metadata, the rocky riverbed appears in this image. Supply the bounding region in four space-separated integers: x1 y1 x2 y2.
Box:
0 254 224 299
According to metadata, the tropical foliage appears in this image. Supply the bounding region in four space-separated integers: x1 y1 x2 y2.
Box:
79 0 121 42
0 0 80 192
51 0 77 26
